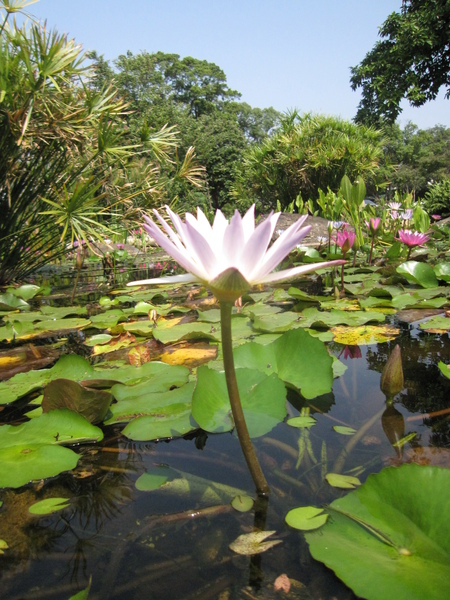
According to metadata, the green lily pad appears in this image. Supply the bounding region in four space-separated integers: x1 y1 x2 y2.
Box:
0 292 30 311
419 315 450 333
305 465 450 600
285 506 329 531
438 361 450 379
434 262 450 282
192 366 287 437
152 320 221 344
8 284 42 301
299 307 385 329
29 497 70 515
233 328 334 399
0 409 102 488
396 261 439 288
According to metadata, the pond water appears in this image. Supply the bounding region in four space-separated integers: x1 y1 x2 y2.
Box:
0 261 449 600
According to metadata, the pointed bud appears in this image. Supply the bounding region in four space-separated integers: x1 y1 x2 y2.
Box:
380 345 404 398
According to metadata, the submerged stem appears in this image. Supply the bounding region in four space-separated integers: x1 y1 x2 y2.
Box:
220 301 270 496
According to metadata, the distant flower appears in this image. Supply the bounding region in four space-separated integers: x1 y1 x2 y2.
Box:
401 209 413 221
388 202 401 211
365 217 381 235
116 243 125 250
389 210 399 220
432 214 441 221
127 205 344 302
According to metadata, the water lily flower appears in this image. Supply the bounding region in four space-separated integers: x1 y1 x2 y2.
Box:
432 214 441 221
397 229 430 259
333 229 355 255
128 205 344 302
388 202 401 211
365 217 381 235
400 209 413 222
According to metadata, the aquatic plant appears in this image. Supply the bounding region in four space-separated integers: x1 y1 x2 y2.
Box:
128 204 344 494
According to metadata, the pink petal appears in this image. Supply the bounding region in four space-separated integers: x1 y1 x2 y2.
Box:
242 212 280 279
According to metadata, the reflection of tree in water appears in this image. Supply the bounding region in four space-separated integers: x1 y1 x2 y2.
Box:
0 438 139 595
364 330 450 447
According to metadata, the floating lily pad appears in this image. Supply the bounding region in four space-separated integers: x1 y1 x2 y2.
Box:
234 328 334 399
305 465 450 600
434 262 450 282
152 320 221 344
285 506 329 531
331 325 400 345
0 409 103 488
192 366 287 437
0 292 30 311
396 261 439 288
299 307 385 329
419 315 450 333
8 284 42 301
287 416 317 428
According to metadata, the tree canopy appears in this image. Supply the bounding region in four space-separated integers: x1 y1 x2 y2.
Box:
351 0 450 125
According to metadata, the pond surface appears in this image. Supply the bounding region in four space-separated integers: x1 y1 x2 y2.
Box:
0 262 449 600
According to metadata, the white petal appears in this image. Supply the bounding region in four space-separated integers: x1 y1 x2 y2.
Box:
258 260 345 284
222 210 245 267
253 222 312 279
240 213 279 279
183 219 218 277
241 204 255 242
142 219 207 280
127 273 199 287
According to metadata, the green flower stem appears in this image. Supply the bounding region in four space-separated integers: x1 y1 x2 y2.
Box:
220 301 270 496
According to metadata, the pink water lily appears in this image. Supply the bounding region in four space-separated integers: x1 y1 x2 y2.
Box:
397 229 430 248
128 205 344 301
397 229 430 259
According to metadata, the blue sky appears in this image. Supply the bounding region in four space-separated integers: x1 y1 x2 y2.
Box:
20 0 449 129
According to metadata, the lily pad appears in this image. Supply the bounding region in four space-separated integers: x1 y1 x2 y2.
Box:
331 325 400 345
285 506 329 531
42 379 113 424
231 494 254 512
0 409 103 488
396 261 439 288
233 328 334 399
434 262 450 282
192 366 287 437
419 315 450 333
0 292 30 311
229 530 281 555
305 465 450 600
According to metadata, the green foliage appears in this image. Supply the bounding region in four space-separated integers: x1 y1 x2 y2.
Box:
304 465 450 600
351 0 450 125
422 178 450 217
382 123 450 199
0 6 205 284
232 112 383 212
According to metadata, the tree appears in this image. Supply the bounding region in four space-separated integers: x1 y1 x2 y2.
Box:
381 122 450 198
351 0 450 125
232 112 383 212
0 4 204 284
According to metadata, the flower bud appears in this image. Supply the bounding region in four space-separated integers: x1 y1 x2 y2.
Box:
380 345 404 398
